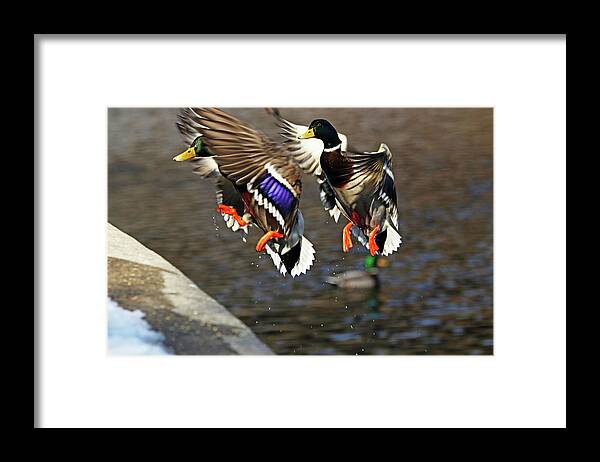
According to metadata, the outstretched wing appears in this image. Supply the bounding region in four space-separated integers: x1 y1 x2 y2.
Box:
376 143 398 227
327 143 391 193
178 108 301 189
176 117 200 146
178 107 304 236
343 143 401 256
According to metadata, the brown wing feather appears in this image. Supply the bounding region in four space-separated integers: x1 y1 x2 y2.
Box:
337 146 389 192
321 144 396 228
183 108 300 190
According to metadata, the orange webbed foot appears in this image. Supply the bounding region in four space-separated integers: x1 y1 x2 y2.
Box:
217 204 248 226
255 230 284 252
342 222 354 253
368 225 380 256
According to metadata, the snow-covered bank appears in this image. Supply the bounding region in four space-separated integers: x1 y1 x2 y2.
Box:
107 223 273 354
107 298 171 355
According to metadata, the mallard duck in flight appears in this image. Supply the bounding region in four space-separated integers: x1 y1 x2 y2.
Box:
298 118 402 257
266 109 402 257
173 108 315 277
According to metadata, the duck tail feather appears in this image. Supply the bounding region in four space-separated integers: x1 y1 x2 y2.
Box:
382 221 402 256
283 236 315 278
265 243 287 276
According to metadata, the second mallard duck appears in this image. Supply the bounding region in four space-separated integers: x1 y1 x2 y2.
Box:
173 108 315 277
299 119 402 257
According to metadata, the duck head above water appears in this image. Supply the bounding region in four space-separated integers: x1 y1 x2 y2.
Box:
324 255 390 290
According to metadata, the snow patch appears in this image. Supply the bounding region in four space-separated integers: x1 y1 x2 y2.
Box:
107 298 172 355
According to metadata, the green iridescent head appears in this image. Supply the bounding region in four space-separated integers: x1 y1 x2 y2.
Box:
173 136 205 162
364 255 377 269
364 255 377 273
191 136 204 153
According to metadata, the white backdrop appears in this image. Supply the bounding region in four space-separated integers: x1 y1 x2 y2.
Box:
36 35 566 428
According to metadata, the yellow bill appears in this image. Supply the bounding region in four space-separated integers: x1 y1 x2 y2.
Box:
173 147 196 162
298 128 315 139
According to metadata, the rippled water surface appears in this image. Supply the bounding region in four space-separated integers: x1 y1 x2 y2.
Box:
108 108 493 354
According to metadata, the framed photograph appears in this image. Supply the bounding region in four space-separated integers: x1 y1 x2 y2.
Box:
35 34 566 428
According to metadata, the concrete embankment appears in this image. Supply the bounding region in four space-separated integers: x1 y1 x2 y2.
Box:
107 222 273 355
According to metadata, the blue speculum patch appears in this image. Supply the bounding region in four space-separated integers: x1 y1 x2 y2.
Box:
258 174 295 216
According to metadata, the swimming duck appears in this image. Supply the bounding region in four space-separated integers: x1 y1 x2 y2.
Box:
298 118 402 257
325 255 390 289
173 107 315 277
